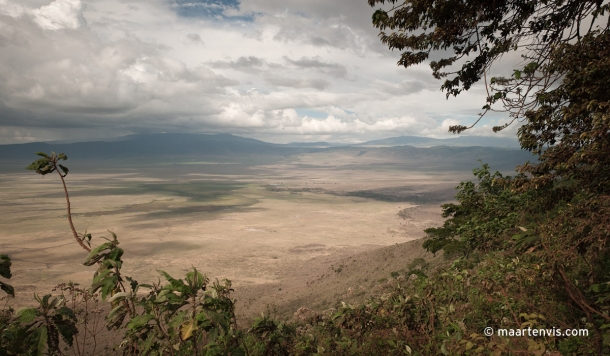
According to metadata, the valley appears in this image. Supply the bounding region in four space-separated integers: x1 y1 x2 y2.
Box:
0 133 529 326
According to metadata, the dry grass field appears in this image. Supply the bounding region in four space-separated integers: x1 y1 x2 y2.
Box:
0 153 474 325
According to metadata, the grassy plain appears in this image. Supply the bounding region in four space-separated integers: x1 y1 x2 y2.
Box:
0 152 476 320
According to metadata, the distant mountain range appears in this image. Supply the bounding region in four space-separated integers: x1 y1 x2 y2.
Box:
284 142 337 148
0 133 530 172
0 134 290 161
357 135 520 148
0 134 521 156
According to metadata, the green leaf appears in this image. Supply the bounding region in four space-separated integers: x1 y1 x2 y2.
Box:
0 254 12 279
107 247 124 262
514 70 521 80
36 327 47 356
58 164 69 175
371 9 389 26
159 270 181 286
169 311 187 331
0 254 14 296
16 307 39 323
56 306 77 321
186 268 205 291
100 275 118 301
153 295 168 304
126 276 138 292
92 269 112 286
0 281 14 297
107 292 129 303
165 292 185 305
47 296 60 309
230 348 246 356
56 323 77 347
26 159 49 172
107 304 129 330
83 242 113 266
35 152 50 158
141 333 156 353
127 314 154 330
40 165 54 175
524 61 538 73
54 308 78 347
591 283 610 293
440 342 449 355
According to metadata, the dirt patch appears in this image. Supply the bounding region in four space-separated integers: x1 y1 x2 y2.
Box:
233 238 442 326
288 244 327 254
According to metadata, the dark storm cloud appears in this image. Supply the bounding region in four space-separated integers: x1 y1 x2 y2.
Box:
265 76 330 90
0 0 497 144
371 78 432 96
284 56 347 78
210 56 264 68
186 33 204 43
274 25 345 48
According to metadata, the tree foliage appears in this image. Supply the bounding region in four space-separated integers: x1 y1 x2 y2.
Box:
0 255 14 298
369 0 610 353
368 0 609 132
518 30 610 194
423 163 527 257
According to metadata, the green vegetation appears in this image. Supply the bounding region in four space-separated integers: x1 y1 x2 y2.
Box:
0 153 248 355
369 0 610 353
1 150 608 354
265 185 449 204
1 0 609 354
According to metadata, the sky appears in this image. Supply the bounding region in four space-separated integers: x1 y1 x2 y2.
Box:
0 0 521 144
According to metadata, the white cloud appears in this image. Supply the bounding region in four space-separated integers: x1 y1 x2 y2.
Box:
0 0 514 144
32 0 86 30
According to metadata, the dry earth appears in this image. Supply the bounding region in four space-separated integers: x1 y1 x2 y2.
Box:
0 155 468 352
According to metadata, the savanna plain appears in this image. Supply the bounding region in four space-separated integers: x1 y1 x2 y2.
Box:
0 149 477 323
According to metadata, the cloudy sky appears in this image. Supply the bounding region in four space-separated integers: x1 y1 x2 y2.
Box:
0 0 519 144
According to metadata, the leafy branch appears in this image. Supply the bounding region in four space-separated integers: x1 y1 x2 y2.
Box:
26 152 91 252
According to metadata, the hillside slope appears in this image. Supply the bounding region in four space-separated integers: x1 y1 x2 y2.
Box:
233 214 443 326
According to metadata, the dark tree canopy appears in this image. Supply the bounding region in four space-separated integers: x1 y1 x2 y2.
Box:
369 0 610 195
371 4 610 351
368 0 609 133
517 31 610 193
